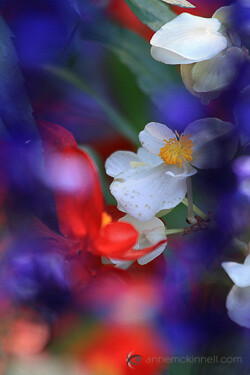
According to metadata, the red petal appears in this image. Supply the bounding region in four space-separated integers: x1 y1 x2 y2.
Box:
37 121 104 244
54 147 104 242
93 221 139 256
120 239 167 260
93 220 168 260
37 120 78 152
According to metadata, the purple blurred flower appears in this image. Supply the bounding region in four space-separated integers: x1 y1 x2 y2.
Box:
0 221 74 318
234 84 250 144
1 0 78 66
152 85 205 133
233 156 250 198
233 0 250 48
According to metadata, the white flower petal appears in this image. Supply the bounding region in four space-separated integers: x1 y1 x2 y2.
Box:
108 259 134 270
119 214 164 233
222 257 250 288
151 46 198 65
184 118 238 169
181 63 223 103
117 202 126 214
137 147 162 167
150 13 227 65
144 219 166 243
180 63 198 96
165 164 197 178
110 165 187 221
213 5 234 30
101 257 113 265
139 122 176 155
138 246 166 265
120 215 166 245
119 215 167 265
102 253 134 270
226 285 250 328
105 151 140 177
138 224 167 265
191 47 245 93
245 254 250 265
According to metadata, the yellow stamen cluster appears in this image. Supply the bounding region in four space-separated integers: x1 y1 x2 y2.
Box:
159 131 194 168
101 211 112 228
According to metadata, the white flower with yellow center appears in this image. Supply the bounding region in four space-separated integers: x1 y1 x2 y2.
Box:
150 5 247 102
222 254 250 328
102 214 167 270
105 118 238 221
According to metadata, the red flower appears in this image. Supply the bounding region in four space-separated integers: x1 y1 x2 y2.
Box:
38 121 166 261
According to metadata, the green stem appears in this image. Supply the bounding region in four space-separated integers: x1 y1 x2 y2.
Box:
166 228 184 235
182 197 207 220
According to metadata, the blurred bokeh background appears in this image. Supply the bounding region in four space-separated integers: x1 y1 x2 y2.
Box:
0 0 249 374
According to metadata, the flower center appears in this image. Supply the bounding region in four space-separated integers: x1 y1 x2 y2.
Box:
159 131 194 168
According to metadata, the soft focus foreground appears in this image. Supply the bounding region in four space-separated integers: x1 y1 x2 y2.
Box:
0 0 249 375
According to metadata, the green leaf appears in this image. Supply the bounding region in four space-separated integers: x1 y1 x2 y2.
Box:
82 22 179 101
108 54 150 133
43 65 139 146
163 0 195 8
124 0 176 31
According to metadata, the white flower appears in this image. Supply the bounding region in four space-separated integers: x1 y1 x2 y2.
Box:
106 148 190 222
150 6 247 102
222 254 250 328
102 214 167 269
151 12 227 65
105 118 237 221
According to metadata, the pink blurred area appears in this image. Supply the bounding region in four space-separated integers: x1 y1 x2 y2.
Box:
84 269 164 324
3 317 50 357
0 278 170 374
0 306 50 371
